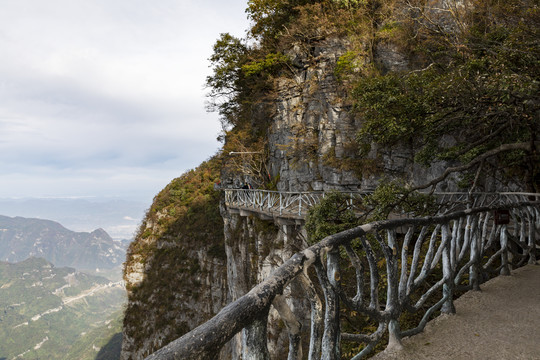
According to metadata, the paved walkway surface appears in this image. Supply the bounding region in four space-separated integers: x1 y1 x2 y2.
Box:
372 264 540 360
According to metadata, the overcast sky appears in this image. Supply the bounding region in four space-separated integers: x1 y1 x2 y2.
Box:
0 0 250 204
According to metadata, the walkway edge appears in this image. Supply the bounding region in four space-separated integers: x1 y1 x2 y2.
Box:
371 264 540 360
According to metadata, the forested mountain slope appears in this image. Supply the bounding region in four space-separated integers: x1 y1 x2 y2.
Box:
0 257 125 359
0 215 125 270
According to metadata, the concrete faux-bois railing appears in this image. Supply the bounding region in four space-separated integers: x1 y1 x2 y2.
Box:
223 189 535 220
145 191 540 360
224 189 370 221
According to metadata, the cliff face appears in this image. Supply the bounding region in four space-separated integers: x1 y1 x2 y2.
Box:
269 37 361 192
121 36 444 360
267 36 457 193
121 159 229 359
121 1 538 357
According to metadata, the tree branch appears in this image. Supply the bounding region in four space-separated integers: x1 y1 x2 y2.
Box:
412 141 540 192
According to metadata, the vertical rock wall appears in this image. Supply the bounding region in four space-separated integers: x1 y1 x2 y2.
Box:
121 212 229 360
269 38 364 192
122 20 476 360
121 160 229 360
221 207 310 359
267 36 464 193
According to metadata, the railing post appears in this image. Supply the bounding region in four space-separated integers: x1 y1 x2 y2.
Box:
387 320 402 352
500 225 511 275
317 249 341 360
469 215 481 291
242 310 271 360
441 224 456 314
527 208 537 265
385 230 403 351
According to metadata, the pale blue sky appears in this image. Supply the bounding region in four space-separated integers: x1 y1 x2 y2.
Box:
0 0 250 204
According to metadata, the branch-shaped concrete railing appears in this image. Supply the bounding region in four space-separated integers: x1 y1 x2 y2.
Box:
223 189 537 219
146 194 539 360
224 189 371 218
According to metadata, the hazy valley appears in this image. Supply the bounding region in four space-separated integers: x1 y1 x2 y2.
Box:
0 257 125 359
0 212 130 359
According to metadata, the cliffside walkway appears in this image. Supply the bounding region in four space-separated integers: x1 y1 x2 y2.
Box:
147 191 540 360
224 189 534 220
224 189 369 221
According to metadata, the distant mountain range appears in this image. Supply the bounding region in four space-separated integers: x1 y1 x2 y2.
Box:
0 197 147 240
0 215 126 270
0 257 125 360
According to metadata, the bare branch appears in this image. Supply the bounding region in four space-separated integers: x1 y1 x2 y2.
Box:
412 141 540 192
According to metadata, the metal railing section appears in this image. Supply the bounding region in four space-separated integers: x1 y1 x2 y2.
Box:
146 197 540 360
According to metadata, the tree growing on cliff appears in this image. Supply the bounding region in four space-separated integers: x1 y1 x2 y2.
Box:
351 0 540 193
205 33 248 131
206 0 539 194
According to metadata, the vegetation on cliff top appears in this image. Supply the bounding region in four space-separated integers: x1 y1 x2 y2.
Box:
352 0 540 192
130 156 223 247
206 0 539 193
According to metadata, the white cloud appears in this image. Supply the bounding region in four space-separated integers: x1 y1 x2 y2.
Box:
0 0 249 203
